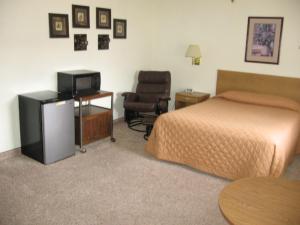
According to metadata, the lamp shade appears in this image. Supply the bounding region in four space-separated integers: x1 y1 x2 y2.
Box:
185 45 201 58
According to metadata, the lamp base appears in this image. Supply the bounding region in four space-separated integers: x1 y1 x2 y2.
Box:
192 57 201 65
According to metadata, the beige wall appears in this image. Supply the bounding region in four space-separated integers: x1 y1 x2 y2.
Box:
1 0 300 153
150 0 300 108
0 0 153 152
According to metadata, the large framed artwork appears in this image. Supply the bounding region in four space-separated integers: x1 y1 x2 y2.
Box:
96 8 111 29
48 13 69 38
113 19 127 39
245 17 284 64
72 5 90 28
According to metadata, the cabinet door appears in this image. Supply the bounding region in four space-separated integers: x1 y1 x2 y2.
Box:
84 111 112 143
75 109 112 145
42 100 75 164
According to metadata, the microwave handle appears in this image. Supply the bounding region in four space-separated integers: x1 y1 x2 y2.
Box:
96 75 101 91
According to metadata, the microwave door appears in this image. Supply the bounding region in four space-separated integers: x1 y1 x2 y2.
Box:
76 77 92 91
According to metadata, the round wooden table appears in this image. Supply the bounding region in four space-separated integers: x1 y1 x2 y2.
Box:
219 177 300 225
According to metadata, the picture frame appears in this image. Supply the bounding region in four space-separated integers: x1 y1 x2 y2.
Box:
74 34 88 51
48 13 69 38
72 5 90 28
245 17 284 64
98 35 110 50
96 8 111 29
113 19 127 39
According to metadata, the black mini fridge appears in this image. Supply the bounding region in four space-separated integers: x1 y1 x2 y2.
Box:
18 91 75 164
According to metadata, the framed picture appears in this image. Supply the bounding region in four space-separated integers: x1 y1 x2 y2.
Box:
96 8 111 29
113 19 127 39
48 13 69 38
74 34 88 51
245 17 284 64
98 35 110 50
72 5 90 28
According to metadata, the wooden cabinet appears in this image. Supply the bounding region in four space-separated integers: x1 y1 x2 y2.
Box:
75 106 112 145
74 91 115 151
175 91 210 109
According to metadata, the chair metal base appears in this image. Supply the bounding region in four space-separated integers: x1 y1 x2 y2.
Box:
125 112 157 139
127 118 146 132
144 124 154 140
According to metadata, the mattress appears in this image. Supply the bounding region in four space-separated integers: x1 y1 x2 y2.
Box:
145 91 300 180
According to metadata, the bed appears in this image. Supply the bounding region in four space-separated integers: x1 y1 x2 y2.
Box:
145 70 300 180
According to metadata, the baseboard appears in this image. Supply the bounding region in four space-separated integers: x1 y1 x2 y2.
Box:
0 117 125 161
0 147 21 161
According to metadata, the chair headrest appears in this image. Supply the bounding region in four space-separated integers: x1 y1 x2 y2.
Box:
138 71 171 83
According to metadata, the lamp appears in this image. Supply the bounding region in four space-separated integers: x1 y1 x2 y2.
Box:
185 44 201 65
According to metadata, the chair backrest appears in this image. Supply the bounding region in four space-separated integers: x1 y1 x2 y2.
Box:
136 71 171 102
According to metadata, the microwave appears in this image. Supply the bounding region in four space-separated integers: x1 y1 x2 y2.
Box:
57 70 101 96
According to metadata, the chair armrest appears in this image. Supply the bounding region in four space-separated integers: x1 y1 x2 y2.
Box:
121 92 135 97
159 96 171 101
121 92 138 102
157 96 171 113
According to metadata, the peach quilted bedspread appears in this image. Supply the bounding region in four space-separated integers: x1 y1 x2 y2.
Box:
145 92 300 180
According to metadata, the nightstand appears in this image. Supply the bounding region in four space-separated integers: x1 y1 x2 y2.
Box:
175 91 210 109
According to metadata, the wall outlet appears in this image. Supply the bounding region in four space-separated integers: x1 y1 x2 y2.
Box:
185 88 193 93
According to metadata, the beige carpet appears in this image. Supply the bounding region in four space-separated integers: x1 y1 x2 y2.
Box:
0 122 300 225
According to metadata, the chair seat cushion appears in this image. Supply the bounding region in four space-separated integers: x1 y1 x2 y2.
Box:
124 101 156 112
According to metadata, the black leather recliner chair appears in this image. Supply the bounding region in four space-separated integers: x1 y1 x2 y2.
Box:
122 71 171 130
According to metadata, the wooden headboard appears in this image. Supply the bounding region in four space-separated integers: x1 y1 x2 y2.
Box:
216 70 300 103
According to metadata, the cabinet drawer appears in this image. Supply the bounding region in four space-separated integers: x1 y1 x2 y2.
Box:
176 94 198 103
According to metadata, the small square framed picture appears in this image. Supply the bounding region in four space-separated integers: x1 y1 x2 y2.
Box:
48 13 69 38
98 34 110 50
96 8 111 29
113 19 127 39
72 5 90 28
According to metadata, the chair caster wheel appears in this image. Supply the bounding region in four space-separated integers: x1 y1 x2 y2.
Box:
111 137 116 142
80 148 87 153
